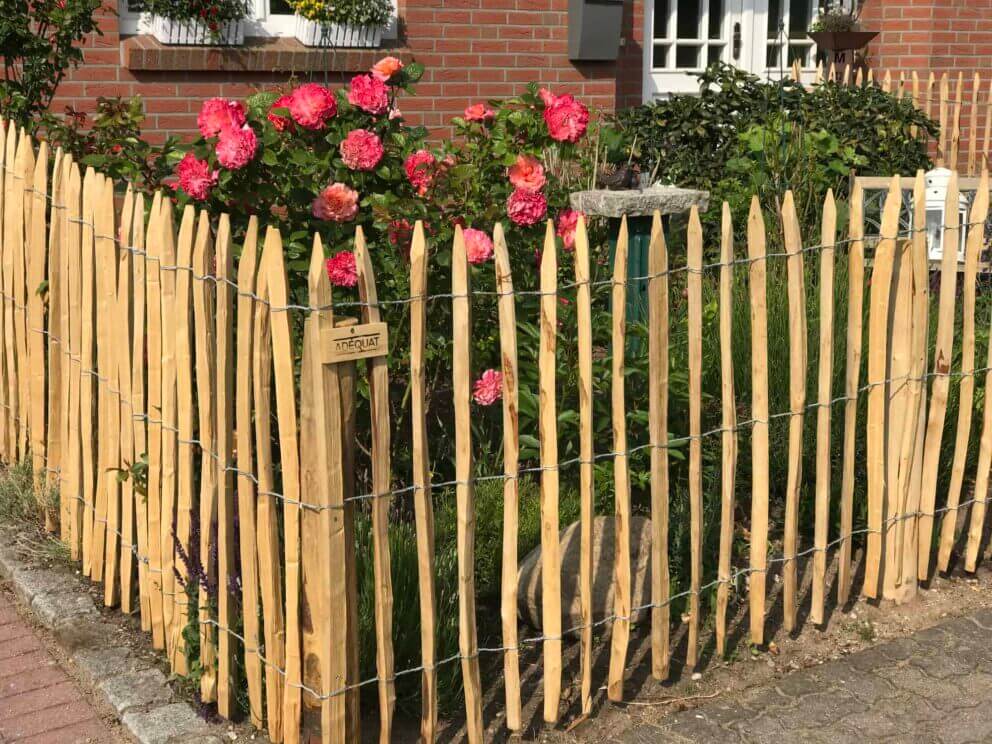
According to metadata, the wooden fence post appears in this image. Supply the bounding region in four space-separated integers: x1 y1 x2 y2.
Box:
686 207 704 665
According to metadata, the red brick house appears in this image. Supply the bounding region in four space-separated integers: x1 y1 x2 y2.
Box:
51 0 989 145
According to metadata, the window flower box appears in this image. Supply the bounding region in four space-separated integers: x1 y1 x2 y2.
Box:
152 15 245 45
293 16 382 48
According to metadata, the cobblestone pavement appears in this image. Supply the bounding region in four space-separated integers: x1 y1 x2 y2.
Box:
620 608 992 744
0 591 118 743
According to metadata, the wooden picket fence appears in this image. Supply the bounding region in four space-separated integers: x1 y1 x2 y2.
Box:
3 106 992 744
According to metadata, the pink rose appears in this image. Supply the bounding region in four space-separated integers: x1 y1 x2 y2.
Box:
312 182 359 222
371 56 404 82
464 103 495 122
506 189 548 226
556 209 584 250
463 228 494 265
472 369 503 406
215 124 257 170
267 94 294 132
290 83 337 130
197 98 246 138
339 129 385 171
388 218 414 260
507 154 546 193
543 93 589 143
325 251 358 287
404 149 436 196
348 74 390 115
176 152 217 201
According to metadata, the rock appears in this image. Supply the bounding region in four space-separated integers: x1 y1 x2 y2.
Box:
517 515 652 632
569 186 710 218
122 703 209 744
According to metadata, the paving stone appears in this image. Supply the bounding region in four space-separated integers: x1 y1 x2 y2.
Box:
101 667 172 713
30 589 96 627
122 703 210 744
71 644 142 688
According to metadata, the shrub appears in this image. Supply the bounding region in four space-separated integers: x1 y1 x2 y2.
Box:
144 0 251 26
292 0 393 26
0 0 102 123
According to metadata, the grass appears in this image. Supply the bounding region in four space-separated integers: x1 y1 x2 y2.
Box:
0 458 68 565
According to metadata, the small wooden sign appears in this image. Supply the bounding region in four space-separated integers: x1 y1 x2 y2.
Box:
322 321 389 363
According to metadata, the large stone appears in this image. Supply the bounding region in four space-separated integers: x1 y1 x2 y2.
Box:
569 186 710 218
122 703 209 744
517 515 652 632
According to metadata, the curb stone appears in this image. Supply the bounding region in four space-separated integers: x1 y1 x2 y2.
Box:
0 526 253 744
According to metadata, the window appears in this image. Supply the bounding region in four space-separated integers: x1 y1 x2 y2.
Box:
119 0 398 39
650 0 732 73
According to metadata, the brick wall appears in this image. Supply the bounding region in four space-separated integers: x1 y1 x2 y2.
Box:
52 0 648 144
861 0 992 167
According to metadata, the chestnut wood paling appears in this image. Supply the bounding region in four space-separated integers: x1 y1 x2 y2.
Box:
192 212 218 702
451 226 484 743
170 205 195 675
2 123 18 461
968 73 980 175
647 211 670 676
409 222 438 742
884 221 912 602
27 140 48 523
573 215 597 703
46 149 64 528
716 203 737 655
145 192 166 650
781 192 806 632
950 72 963 171
159 202 180 665
837 181 865 606
253 236 285 742
539 221 562 722
938 73 949 166
811 189 836 625
116 187 136 614
264 227 304 744
608 216 632 698
939 170 989 572
63 162 82 562
898 173 930 588
214 214 236 717
686 207 704 665
79 168 97 578
353 226 396 744
306 235 348 744
918 172 960 581
493 223 520 731
864 176 901 599
235 218 264 729
130 191 151 628
985 79 992 171
14 133 32 460
746 197 769 645
96 175 120 602
966 181 992 571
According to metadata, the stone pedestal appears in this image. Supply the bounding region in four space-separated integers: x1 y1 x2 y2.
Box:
569 185 710 218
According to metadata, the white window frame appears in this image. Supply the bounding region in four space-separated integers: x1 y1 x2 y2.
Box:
118 0 398 40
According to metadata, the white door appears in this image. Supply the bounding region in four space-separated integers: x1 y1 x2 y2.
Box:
643 0 822 100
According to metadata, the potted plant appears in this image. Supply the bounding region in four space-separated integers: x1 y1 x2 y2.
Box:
808 2 877 61
291 0 393 48
146 0 250 46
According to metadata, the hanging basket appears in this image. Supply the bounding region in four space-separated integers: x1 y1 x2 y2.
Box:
151 15 245 46
294 16 382 48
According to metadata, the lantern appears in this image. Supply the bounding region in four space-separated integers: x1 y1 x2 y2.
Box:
924 168 968 262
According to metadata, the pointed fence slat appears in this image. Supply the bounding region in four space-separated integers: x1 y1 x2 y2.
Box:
647 211 670 677
747 197 769 645
45 148 63 527
864 176 901 599
130 192 150 629
539 221 562 722
837 181 865 606
608 216 632 698
716 203 737 655
235 218 264 729
79 168 97 577
811 190 836 625
493 223 521 731
686 207 704 665
451 226 484 742
782 191 807 632
919 172 961 581
116 188 136 613
27 141 48 525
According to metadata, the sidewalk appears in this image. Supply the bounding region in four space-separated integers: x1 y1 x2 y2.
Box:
619 608 992 744
0 591 119 743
